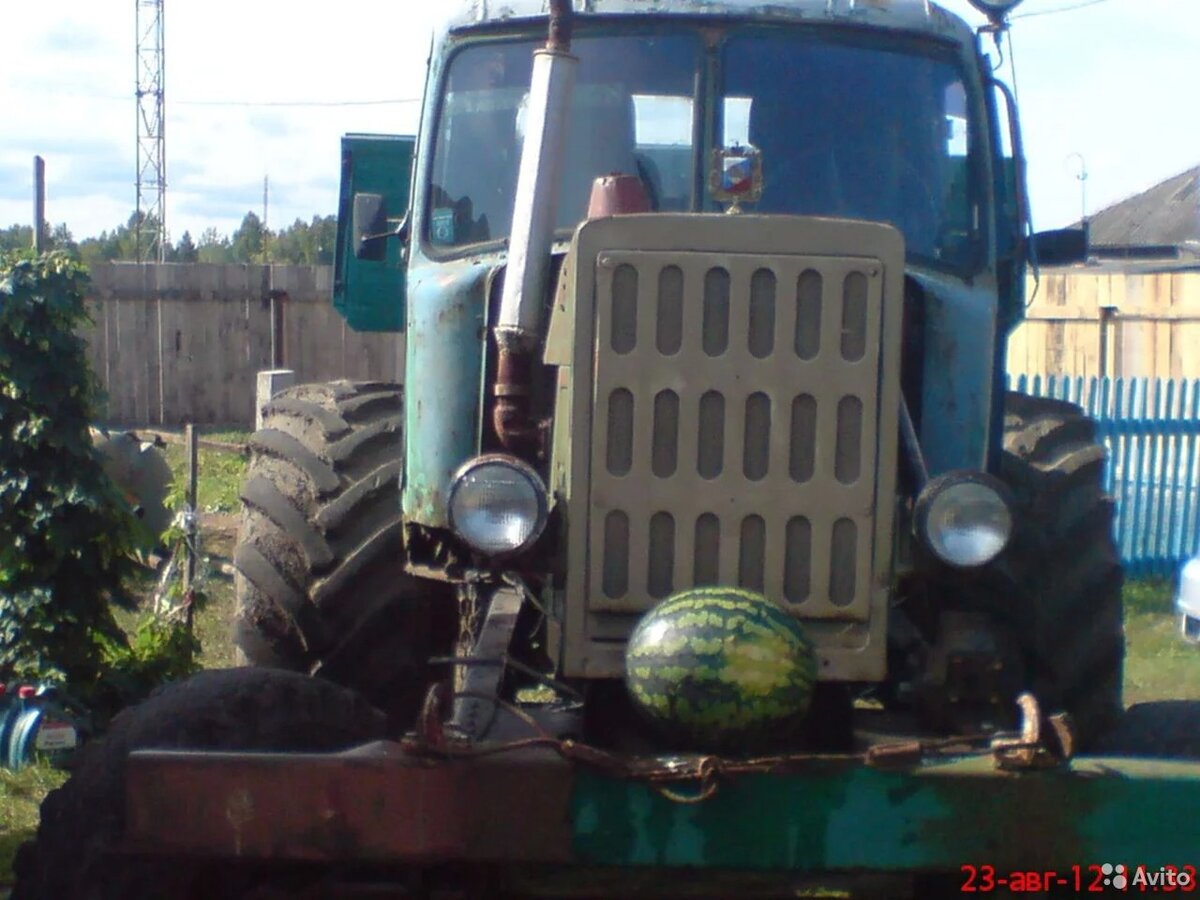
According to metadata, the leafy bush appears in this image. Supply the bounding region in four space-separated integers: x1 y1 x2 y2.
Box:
91 614 202 715
0 253 145 686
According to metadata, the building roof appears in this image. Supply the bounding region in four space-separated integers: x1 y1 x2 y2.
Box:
437 0 975 44
1085 165 1200 252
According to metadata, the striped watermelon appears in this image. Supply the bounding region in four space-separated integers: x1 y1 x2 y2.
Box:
624 587 817 753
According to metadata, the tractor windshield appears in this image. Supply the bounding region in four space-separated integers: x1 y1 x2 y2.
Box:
723 31 977 269
428 26 979 269
428 33 701 249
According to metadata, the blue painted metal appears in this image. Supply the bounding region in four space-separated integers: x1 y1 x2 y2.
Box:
399 30 492 527
402 260 490 526
393 1 1018 526
913 273 1001 475
1010 374 1200 578
438 0 978 46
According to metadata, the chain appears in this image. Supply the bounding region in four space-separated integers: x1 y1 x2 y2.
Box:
454 573 487 693
407 724 1049 807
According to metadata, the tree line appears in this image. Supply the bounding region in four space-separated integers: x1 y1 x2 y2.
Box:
0 211 338 267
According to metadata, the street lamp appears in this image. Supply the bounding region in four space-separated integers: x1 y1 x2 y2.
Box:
1066 152 1089 227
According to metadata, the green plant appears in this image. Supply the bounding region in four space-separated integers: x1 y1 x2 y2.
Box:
162 439 248 514
90 614 201 717
0 253 145 686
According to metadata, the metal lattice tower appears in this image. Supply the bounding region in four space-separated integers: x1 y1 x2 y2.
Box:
135 0 166 262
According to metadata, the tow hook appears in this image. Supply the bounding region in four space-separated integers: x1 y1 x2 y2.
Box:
991 693 1076 771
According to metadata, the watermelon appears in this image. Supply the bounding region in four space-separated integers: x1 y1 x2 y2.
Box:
624 587 817 753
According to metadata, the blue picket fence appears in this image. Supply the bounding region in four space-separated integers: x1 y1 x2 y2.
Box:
1010 375 1200 579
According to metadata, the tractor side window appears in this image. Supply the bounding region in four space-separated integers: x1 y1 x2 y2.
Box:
429 33 700 250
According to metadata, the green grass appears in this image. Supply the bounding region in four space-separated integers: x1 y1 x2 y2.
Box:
1123 578 1200 705
113 556 238 672
155 427 244 669
194 569 238 670
160 430 249 514
0 765 66 882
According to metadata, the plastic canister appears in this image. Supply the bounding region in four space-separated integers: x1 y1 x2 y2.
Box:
1 685 81 770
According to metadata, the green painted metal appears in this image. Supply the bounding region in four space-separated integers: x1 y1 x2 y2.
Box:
572 756 1200 871
333 133 414 332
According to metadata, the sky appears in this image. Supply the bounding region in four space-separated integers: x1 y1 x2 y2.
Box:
2 0 1197 243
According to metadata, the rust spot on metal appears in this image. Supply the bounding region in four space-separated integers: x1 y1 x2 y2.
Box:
492 346 543 456
991 693 1069 772
547 0 573 51
224 788 255 857
866 741 923 770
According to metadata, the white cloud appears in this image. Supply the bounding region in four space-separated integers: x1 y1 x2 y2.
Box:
2 0 437 239
2 0 1197 239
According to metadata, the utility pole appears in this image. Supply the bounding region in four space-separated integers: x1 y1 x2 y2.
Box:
136 0 167 262
263 175 270 262
33 156 45 253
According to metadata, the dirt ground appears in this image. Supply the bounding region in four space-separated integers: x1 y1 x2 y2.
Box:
202 512 238 557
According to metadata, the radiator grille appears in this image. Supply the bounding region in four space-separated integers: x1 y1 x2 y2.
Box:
587 251 885 621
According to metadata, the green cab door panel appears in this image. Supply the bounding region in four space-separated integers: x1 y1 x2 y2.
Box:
333 133 414 332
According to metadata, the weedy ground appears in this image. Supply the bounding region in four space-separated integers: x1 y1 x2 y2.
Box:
174 432 245 672
1 437 1198 886
1 429 247 886
1124 578 1200 704
0 766 67 886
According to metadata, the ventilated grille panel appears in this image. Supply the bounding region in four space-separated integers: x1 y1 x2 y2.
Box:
588 251 884 621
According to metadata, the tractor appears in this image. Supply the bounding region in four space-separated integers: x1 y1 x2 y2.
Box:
16 1 1200 897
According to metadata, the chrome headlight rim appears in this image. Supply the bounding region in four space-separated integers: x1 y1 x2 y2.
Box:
915 471 1014 569
447 454 549 558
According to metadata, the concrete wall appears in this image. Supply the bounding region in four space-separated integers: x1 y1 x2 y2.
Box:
84 263 402 427
1008 268 1200 379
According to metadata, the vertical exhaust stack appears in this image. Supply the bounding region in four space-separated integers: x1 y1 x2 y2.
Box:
493 0 577 455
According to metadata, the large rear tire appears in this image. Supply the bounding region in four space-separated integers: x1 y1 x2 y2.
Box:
1001 391 1125 747
12 668 389 900
1094 701 1200 758
234 380 452 721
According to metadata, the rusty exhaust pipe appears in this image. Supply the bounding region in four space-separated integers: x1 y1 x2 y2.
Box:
548 0 574 52
493 0 577 454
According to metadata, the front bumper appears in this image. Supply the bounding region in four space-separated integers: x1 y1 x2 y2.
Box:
124 741 1200 874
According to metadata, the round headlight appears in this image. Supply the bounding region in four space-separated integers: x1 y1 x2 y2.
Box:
916 472 1013 568
448 455 549 556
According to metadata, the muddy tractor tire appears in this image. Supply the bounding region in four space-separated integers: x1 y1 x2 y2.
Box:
1094 701 1200 759
12 668 389 900
1001 391 1125 747
234 380 452 721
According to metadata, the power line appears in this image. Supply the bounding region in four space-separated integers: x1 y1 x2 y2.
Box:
1012 0 1112 19
174 97 422 108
